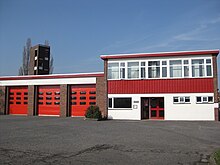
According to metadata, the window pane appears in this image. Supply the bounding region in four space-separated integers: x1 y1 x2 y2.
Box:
108 63 119 79
179 97 184 103
162 67 167 77
184 60 189 64
170 60 182 78
141 62 145 66
203 97 208 102
192 65 204 77
170 60 181 65
128 62 139 79
208 96 213 102
108 98 112 108
114 98 132 108
184 66 189 77
120 68 125 79
185 97 190 103
162 61 167 65
192 59 204 64
196 97 202 102
206 65 212 76
148 66 160 78
170 66 182 77
141 67 146 78
206 59 211 64
148 61 160 66
151 110 157 117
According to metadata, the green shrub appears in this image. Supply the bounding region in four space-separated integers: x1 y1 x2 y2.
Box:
85 106 102 120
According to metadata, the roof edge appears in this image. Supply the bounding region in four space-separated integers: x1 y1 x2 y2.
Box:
100 49 219 60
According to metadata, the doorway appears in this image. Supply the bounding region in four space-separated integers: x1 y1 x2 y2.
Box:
141 97 164 120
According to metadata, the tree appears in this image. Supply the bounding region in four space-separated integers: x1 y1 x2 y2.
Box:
45 40 54 74
18 38 32 75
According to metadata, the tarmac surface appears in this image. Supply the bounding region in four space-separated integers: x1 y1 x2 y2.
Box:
0 115 220 165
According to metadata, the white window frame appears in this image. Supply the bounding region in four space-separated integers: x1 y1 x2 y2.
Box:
108 62 119 80
107 57 213 80
108 97 132 109
196 96 214 104
127 61 140 79
173 96 191 104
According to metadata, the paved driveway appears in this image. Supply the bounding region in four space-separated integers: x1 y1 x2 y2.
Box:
0 116 220 165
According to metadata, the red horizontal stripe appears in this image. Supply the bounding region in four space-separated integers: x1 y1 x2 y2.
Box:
108 78 214 94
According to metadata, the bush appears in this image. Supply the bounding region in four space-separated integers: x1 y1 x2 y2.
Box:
85 106 102 120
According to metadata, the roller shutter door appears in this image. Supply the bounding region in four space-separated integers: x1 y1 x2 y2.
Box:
8 86 28 115
70 84 96 116
37 86 60 116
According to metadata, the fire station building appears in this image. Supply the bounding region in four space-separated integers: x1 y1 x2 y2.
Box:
0 49 219 121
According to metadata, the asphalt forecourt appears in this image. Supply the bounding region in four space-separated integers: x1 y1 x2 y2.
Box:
0 116 220 165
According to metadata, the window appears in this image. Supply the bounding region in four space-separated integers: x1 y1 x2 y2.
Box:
80 102 86 105
38 92 43 95
71 91 77 94
170 60 182 78
80 91 86 94
38 97 43 100
148 61 160 78
71 102 77 105
89 102 96 105
16 97 21 100
24 97 28 100
80 96 86 100
140 62 146 78
46 97 52 100
114 98 132 108
55 92 60 95
196 96 213 103
71 96 77 100
16 92 21 95
54 102 60 105
46 102 52 105
89 96 96 100
183 60 189 77
55 97 60 100
128 62 139 79
89 91 96 94
162 61 167 77
108 63 119 79
46 92 52 95
108 98 112 108
24 92 28 95
206 59 212 76
192 59 204 77
120 62 125 79
173 96 190 104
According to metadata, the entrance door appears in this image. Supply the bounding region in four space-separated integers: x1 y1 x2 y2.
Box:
141 98 149 119
150 97 164 120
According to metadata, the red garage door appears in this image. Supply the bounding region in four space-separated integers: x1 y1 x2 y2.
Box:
8 86 28 115
37 86 60 116
70 85 96 116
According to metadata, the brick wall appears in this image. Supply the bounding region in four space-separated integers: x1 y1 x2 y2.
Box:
60 84 69 117
0 86 6 115
96 60 108 118
28 85 36 116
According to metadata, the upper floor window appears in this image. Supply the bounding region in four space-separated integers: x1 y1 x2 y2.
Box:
120 62 125 79
170 60 182 78
128 62 139 79
192 59 204 77
108 63 119 79
140 62 146 79
107 57 213 80
148 61 160 78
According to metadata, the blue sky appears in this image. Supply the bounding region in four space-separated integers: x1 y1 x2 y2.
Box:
0 0 220 85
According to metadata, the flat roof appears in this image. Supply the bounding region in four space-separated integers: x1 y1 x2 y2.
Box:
0 72 104 81
100 49 219 60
